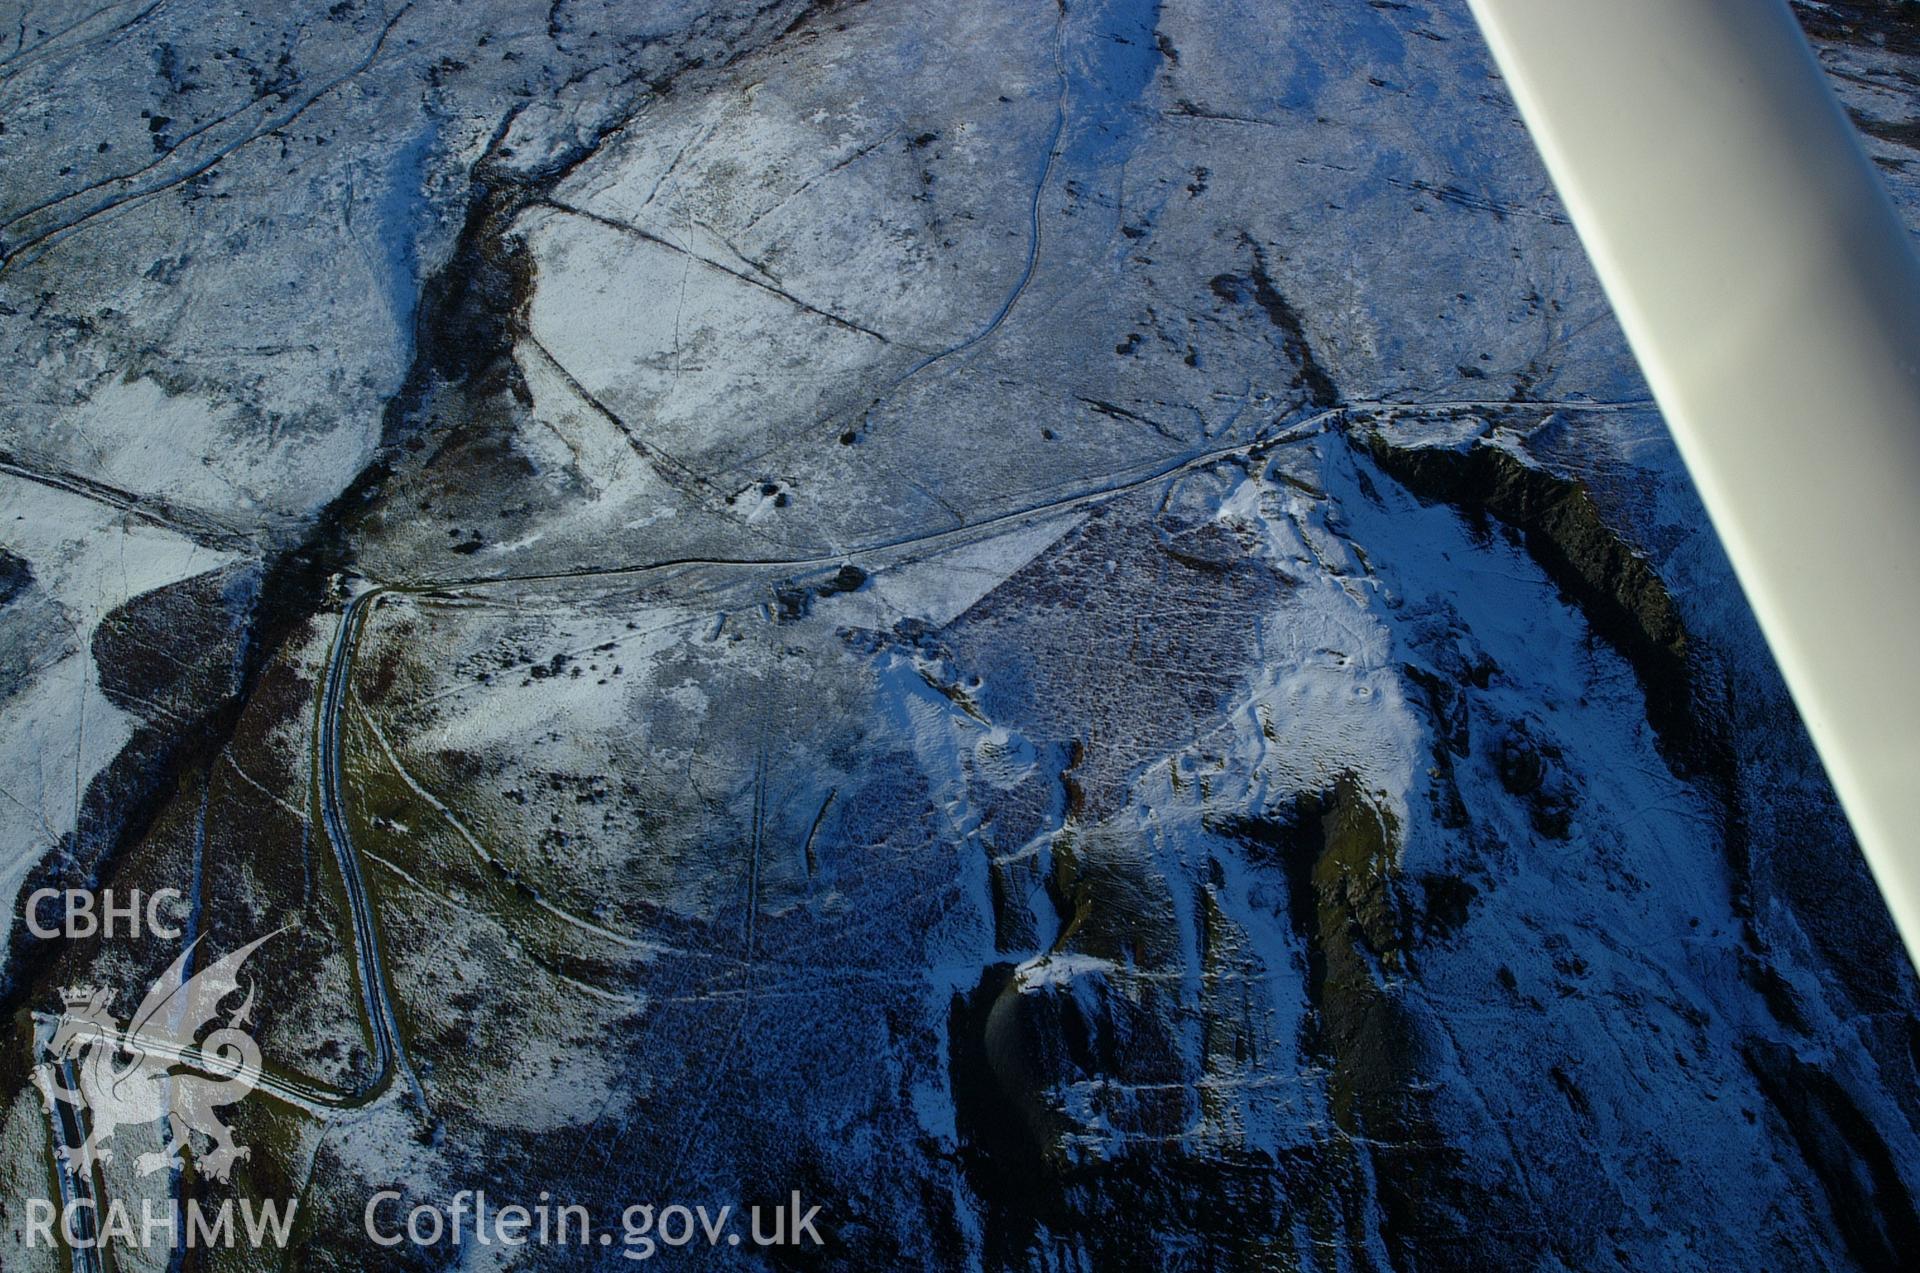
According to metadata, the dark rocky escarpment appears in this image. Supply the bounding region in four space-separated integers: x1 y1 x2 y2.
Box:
948 771 1525 1271
1746 1040 1920 1272
5 1 1919 1269
1224 777 1528 1272
1362 432 1920 1270
1365 437 1696 762
1364 432 1756 919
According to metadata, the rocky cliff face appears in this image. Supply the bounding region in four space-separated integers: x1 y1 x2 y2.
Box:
2 1 1918 1269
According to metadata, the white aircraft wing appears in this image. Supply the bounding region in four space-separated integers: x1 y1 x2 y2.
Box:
1466 0 1920 961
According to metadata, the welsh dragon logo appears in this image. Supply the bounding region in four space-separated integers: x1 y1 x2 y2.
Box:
33 931 276 1182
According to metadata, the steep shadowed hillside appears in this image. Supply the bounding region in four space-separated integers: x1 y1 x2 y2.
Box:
2 2 1917 1268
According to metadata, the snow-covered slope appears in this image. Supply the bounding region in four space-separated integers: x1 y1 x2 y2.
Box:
2 1 1918 1269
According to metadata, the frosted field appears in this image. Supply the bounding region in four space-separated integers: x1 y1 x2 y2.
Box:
3 1 1919 1268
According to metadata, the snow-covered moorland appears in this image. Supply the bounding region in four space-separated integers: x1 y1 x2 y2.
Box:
3 0 1919 1268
